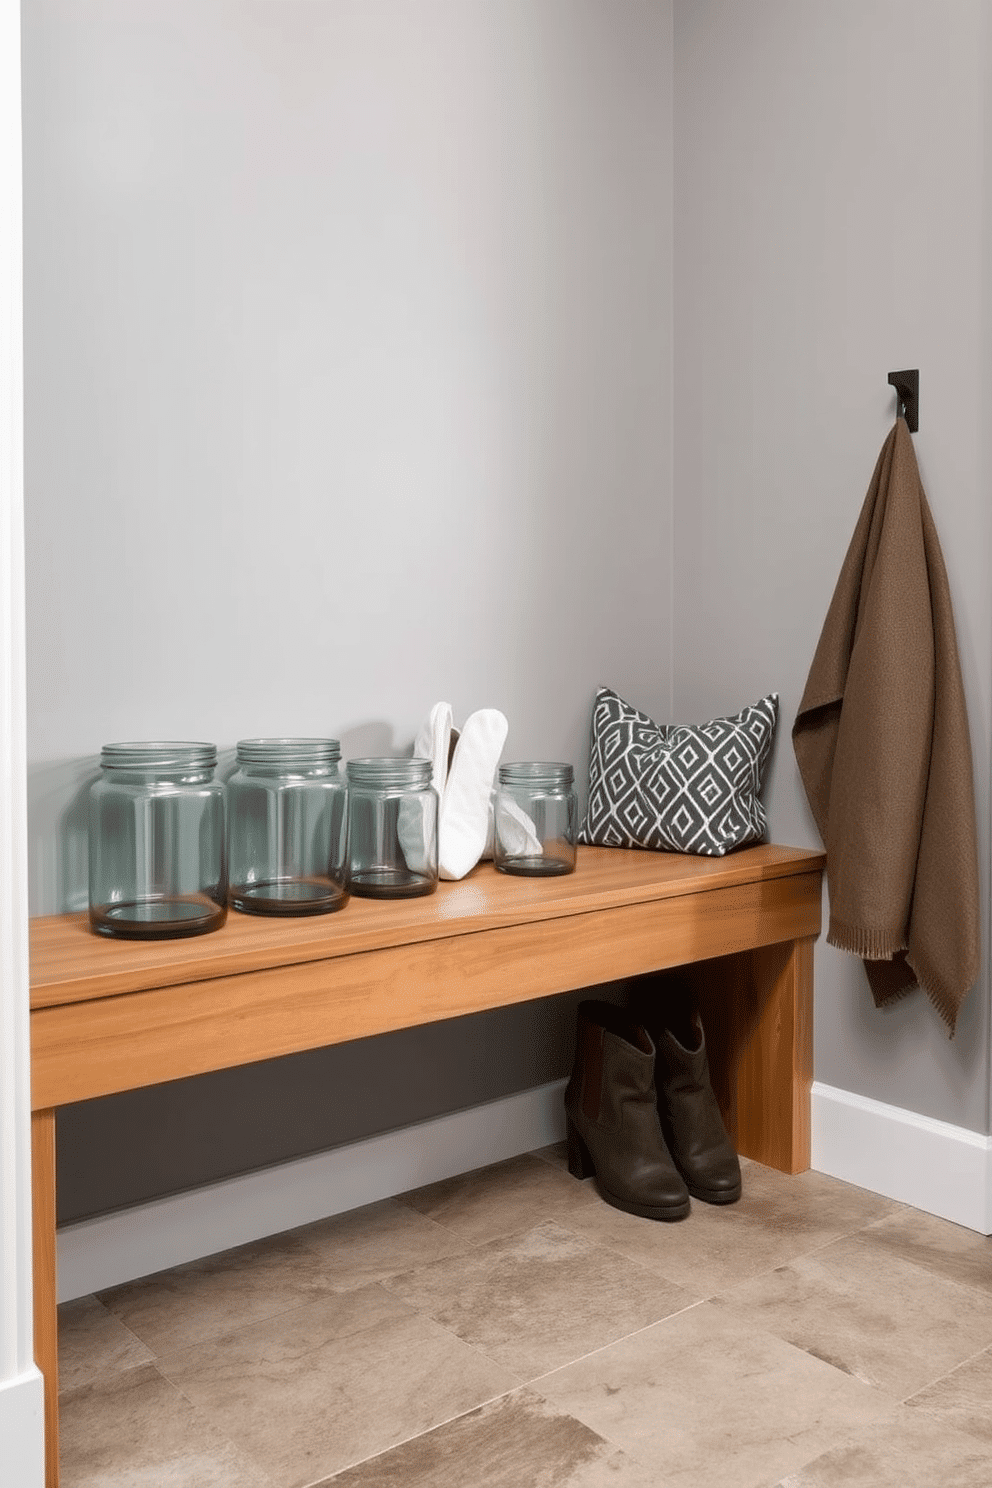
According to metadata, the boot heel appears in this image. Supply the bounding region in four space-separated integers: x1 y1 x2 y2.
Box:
566 1120 596 1180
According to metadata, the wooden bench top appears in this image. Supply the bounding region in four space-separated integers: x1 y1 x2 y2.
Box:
30 843 825 1010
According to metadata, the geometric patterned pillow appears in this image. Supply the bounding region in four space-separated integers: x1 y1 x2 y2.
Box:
578 687 778 857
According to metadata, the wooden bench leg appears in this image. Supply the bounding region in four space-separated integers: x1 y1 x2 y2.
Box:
734 937 813 1173
689 937 814 1174
32 1109 59 1488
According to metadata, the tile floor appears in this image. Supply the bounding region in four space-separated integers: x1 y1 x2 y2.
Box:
58 1145 992 1487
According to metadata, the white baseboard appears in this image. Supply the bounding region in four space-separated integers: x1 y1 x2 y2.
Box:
811 1081 992 1234
0 1368 45 1488
57 1079 569 1302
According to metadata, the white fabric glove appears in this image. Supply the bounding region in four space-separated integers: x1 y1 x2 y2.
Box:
438 708 509 880
413 701 453 801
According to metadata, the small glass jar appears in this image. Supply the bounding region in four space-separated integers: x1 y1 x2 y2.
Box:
88 742 227 939
494 762 578 876
346 758 438 898
227 739 349 916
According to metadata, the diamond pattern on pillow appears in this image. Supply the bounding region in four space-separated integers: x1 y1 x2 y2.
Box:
579 687 778 857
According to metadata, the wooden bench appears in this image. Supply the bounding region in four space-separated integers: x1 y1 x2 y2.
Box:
30 841 824 1487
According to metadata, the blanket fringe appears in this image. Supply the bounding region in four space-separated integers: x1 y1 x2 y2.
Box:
906 961 962 1035
830 923 963 1034
870 964 960 1034
827 920 906 962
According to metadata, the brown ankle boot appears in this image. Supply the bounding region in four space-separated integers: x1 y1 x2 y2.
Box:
654 1013 742 1205
564 1001 690 1221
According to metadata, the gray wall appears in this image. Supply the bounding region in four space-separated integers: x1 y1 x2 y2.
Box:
22 0 675 1219
672 0 991 1132
24 0 992 1225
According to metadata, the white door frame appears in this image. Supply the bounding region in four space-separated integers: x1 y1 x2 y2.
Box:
0 0 45 1478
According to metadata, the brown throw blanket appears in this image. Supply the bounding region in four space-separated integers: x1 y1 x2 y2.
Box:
792 418 979 1032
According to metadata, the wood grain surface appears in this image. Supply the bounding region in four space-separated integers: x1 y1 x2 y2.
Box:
30 844 824 1008
31 1110 58 1487
31 870 822 1110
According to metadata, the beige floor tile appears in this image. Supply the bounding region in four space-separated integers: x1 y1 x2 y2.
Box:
95 1199 458 1357
96 1226 349 1356
382 1219 697 1378
856 1206 992 1296
155 1286 518 1488
774 1405 992 1487
562 1160 902 1294
714 1231 992 1398
319 1388 660 1486
59 1362 273 1487
63 1147 978 1488
534 1300 897 1488
58 1294 154 1394
905 1346 992 1444
396 1152 601 1244
284 1195 471 1289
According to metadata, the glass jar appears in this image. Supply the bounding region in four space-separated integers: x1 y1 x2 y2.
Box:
494 762 578 876
227 738 349 916
88 742 227 938
346 758 438 898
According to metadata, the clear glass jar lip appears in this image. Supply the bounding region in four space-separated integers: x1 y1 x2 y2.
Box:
346 755 433 784
235 737 341 764
499 760 574 785
100 741 218 771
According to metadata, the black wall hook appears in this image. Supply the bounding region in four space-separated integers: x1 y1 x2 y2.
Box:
888 369 919 432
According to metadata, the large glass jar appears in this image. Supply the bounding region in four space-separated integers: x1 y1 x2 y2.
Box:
88 742 227 938
493 761 578 876
227 738 349 916
346 757 438 898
